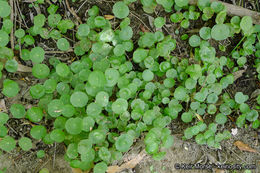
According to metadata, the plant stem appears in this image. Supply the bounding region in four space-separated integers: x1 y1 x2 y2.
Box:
230 35 246 55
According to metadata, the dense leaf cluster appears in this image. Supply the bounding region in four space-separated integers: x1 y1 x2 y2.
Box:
0 0 259 172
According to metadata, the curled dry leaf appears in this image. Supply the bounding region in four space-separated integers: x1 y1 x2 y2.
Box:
232 69 246 81
250 89 260 99
234 141 257 153
107 150 146 173
195 113 203 122
104 15 115 20
17 64 32 72
0 99 7 112
72 168 89 173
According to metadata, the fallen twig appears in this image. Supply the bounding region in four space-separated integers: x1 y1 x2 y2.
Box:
190 0 260 24
65 0 82 25
107 150 146 173
45 49 74 54
10 0 15 50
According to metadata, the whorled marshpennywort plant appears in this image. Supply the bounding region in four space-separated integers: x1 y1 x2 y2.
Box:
0 0 259 172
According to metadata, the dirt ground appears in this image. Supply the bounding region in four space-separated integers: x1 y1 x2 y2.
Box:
0 0 260 173
1 128 259 173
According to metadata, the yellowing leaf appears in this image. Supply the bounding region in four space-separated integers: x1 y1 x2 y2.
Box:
195 113 203 122
104 15 114 20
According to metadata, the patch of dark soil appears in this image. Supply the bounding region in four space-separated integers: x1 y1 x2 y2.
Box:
0 143 71 173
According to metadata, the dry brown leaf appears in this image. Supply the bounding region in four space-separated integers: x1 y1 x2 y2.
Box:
214 169 225 173
0 99 7 112
140 25 149 32
232 69 246 81
195 113 203 122
72 168 89 173
104 15 114 20
17 64 32 72
234 141 257 153
107 150 146 173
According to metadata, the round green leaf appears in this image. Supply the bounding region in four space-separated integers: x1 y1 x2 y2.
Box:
181 112 193 123
211 24 230 41
112 98 128 114
82 117 95 132
215 113 227 124
0 112 9 125
30 84 45 99
86 102 102 116
142 69 154 82
50 129 65 143
199 27 211 40
189 35 201 47
10 103 26 119
32 64 50 79
88 70 106 87
30 125 47 140
18 137 32 151
77 24 90 37
15 29 25 38
174 86 188 101
43 79 57 93
48 99 63 117
30 47 45 64
89 129 106 144
66 143 78 159
56 63 70 77
112 1 129 19
0 136 16 152
93 162 107 173
2 79 20 98
65 117 83 135
105 68 120 87
37 150 45 158
0 30 9 47
62 104 75 118
98 147 111 162
0 125 8 137
235 92 248 104
0 1 11 18
57 38 70 51
27 107 43 123
154 17 165 28
115 134 133 152
175 0 189 7
70 91 88 107
95 91 109 107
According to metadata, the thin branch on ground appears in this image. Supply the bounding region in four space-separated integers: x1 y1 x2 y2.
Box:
45 49 74 54
65 0 82 25
190 0 260 24
15 0 29 29
76 0 88 13
52 142 56 169
130 11 153 32
10 0 15 50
